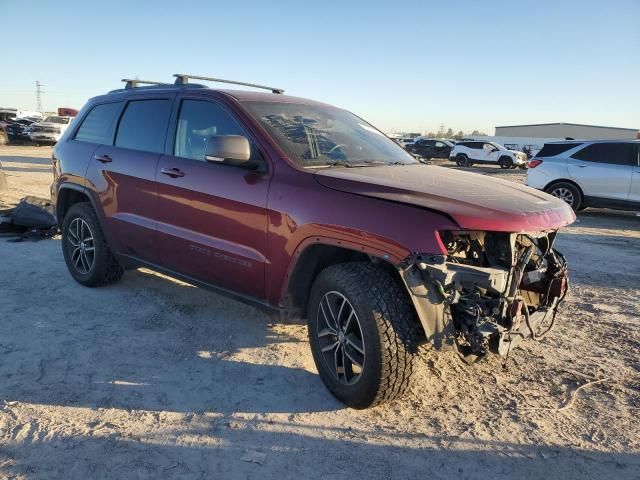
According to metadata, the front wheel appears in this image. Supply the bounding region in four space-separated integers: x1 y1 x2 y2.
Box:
499 157 513 169
307 262 420 409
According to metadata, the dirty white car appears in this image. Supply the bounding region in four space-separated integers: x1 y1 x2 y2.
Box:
450 141 528 169
29 115 73 144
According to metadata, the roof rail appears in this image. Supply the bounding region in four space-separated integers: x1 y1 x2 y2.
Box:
173 74 284 94
121 78 170 89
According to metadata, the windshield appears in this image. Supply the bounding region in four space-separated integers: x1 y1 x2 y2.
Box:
242 101 418 167
44 116 69 124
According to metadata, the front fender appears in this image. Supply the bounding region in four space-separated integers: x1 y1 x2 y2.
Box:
265 174 459 305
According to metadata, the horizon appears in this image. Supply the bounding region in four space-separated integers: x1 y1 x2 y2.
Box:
1 0 638 134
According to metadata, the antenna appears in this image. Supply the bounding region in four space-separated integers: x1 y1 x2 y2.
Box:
36 81 44 112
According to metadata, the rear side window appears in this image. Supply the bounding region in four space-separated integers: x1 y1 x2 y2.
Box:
537 142 582 157
74 103 121 144
115 99 172 154
571 143 636 166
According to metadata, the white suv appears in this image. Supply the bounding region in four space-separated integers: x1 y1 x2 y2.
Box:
450 141 528 169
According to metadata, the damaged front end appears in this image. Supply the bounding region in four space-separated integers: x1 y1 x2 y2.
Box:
401 230 569 362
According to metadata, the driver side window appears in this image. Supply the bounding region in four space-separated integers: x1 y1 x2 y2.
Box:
174 100 257 163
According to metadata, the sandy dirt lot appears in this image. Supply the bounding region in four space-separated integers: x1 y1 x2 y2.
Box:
1 145 639 479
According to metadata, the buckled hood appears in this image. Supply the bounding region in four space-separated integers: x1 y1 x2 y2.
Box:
313 164 575 232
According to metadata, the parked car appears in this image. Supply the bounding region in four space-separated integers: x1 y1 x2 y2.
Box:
406 139 454 159
400 137 416 148
450 141 528 169
0 109 43 123
527 140 640 211
29 115 73 144
52 74 574 408
6 118 37 142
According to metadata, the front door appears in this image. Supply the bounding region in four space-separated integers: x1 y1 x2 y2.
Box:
154 98 270 300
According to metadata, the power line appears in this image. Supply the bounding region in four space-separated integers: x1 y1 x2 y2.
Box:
36 81 45 112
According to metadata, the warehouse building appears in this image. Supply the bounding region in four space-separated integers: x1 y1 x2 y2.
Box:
495 122 638 140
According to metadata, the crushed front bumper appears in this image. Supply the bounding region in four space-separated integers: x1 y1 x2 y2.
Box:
399 231 569 360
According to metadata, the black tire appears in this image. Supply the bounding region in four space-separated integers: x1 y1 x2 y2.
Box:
455 154 468 167
61 202 124 287
545 182 582 211
307 262 420 409
499 156 513 169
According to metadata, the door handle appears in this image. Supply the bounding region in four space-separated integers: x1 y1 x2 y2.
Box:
575 164 587 168
95 154 112 163
161 167 185 178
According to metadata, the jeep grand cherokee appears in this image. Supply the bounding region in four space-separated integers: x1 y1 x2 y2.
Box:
52 74 575 408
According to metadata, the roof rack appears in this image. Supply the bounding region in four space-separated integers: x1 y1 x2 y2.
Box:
121 78 170 89
173 74 284 94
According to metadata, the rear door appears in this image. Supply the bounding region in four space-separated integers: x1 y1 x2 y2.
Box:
89 95 174 262
154 96 270 300
568 142 634 201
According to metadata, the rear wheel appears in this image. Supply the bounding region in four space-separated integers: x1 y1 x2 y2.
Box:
62 202 124 287
307 262 420 409
546 182 582 211
499 156 513 169
455 154 468 167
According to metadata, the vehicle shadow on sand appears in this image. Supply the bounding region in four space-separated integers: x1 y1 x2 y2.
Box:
0 263 341 416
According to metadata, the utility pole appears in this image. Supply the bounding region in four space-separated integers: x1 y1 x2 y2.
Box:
36 81 44 113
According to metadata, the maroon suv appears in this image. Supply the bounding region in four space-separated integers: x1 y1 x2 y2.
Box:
52 74 575 408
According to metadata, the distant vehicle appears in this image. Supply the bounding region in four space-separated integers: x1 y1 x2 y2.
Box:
450 141 528 169
527 140 640 211
6 118 37 142
0 109 43 123
407 138 454 159
400 137 416 148
29 115 73 144
58 107 79 117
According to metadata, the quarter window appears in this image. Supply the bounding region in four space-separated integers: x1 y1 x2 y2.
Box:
537 142 582 157
115 99 172 154
74 102 121 144
571 143 635 166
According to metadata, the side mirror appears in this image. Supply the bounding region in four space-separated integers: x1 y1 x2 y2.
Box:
205 135 251 166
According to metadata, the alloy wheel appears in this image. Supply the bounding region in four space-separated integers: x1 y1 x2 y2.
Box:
67 218 95 274
551 187 574 205
316 291 365 385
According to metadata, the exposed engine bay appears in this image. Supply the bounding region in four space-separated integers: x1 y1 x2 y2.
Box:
402 230 569 362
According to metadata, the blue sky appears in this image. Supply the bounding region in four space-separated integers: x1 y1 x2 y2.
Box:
1 0 638 134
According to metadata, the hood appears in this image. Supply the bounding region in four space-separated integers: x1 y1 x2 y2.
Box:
313 164 575 232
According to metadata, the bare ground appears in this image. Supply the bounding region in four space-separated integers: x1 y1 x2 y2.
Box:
0 146 639 479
